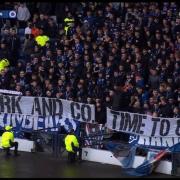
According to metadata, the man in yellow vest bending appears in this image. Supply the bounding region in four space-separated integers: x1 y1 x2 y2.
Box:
64 129 81 163
1 126 19 156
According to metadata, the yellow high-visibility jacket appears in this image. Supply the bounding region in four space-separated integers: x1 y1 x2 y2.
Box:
64 18 74 35
65 134 79 153
64 18 74 25
1 131 14 148
35 35 49 47
0 59 10 71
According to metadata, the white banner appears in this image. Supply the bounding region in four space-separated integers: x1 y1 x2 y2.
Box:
0 89 22 95
106 108 180 138
129 135 180 148
0 94 95 123
0 112 78 132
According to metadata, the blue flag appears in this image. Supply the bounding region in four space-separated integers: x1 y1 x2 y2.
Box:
125 142 180 176
105 141 137 168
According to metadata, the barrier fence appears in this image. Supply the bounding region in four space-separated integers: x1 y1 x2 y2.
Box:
18 126 119 157
22 128 65 157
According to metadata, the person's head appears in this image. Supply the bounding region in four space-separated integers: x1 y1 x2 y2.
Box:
57 49 62 55
31 80 37 87
27 22 32 28
113 84 119 91
136 87 143 94
109 90 114 97
47 83 53 90
159 84 165 93
152 89 159 96
152 111 158 117
69 128 75 135
25 90 31 96
168 96 174 104
15 83 21 91
5 125 13 131
150 69 158 76
161 98 167 105
105 96 111 102
31 73 37 81
166 85 172 92
113 71 119 77
20 3 25 7
130 64 136 71
12 73 17 79
77 83 83 89
49 67 54 74
56 92 62 98
32 57 38 65
3 28 10 35
79 79 84 85
143 102 149 110
10 28 17 36
0 42 6 49
87 97 92 104
133 101 141 109
75 53 80 60
46 90 52 97
40 14 44 20
61 74 66 81
174 107 179 114
149 97 154 106
20 70 25 78
58 79 63 86
98 72 103 78
66 84 71 91
167 77 173 84
58 62 64 68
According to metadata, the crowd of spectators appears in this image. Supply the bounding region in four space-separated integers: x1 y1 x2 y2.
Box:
0 2 180 124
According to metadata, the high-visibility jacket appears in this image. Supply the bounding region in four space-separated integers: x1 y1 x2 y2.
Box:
0 59 10 71
35 35 49 47
1 131 14 148
64 18 74 35
65 134 79 153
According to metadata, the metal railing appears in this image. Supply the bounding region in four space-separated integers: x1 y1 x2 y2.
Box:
14 127 120 157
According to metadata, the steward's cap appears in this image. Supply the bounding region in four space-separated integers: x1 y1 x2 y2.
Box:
5 125 13 131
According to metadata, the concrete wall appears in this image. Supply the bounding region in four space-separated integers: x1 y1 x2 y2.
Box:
82 147 172 175
0 137 35 152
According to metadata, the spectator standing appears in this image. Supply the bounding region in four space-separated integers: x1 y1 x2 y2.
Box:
25 22 32 35
17 3 31 29
9 28 21 66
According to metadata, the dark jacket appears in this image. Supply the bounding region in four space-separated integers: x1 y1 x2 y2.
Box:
112 90 129 111
159 104 173 118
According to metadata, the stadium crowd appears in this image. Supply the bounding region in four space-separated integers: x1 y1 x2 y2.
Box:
0 2 180 124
